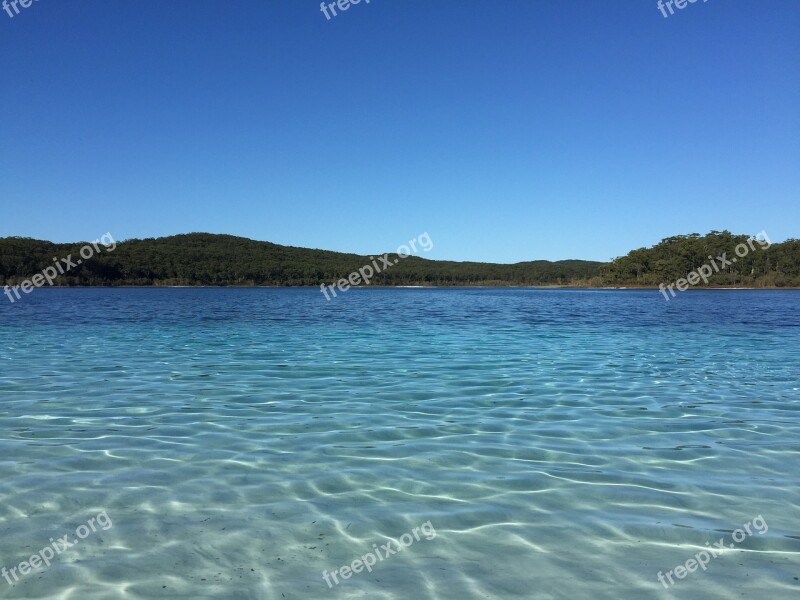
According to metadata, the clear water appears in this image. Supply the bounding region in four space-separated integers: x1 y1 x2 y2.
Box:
0 288 798 599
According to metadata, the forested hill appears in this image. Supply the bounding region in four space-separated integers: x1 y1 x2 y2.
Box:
1 232 798 288
0 234 602 287
603 231 800 288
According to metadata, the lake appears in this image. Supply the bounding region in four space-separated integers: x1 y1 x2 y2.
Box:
0 288 798 599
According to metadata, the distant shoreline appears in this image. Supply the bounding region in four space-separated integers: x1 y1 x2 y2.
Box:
20 285 800 291
3 232 798 290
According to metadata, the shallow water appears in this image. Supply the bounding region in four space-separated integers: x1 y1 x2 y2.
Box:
0 288 798 599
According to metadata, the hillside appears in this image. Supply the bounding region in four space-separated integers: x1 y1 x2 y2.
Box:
0 234 602 287
2 231 798 289
602 231 800 288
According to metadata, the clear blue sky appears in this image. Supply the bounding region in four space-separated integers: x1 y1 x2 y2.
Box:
1 0 798 263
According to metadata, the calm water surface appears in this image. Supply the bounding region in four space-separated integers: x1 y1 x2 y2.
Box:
0 289 798 599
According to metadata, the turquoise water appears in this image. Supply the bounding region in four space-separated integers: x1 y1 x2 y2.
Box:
0 288 798 599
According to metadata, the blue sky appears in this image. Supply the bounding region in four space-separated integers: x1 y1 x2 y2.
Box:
1 0 798 262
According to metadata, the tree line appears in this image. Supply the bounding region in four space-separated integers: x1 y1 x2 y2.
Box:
1 231 797 288
601 231 800 288
0 234 602 287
